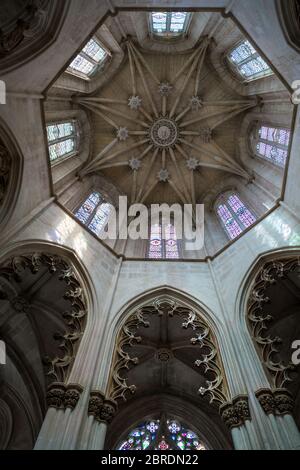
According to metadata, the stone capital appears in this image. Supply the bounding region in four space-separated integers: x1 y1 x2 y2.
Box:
219 395 251 429
46 382 84 411
255 388 294 416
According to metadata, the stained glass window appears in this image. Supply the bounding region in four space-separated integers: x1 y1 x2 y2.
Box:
67 37 109 79
148 222 180 259
74 191 112 236
228 40 273 81
151 12 190 36
255 125 290 167
46 121 77 163
117 418 207 451
216 192 256 240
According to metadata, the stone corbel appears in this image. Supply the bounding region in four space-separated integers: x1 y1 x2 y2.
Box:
220 395 251 430
88 390 118 425
46 382 83 411
255 388 294 416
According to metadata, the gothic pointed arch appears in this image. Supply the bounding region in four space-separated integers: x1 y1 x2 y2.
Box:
241 249 300 428
0 242 92 449
95 289 239 449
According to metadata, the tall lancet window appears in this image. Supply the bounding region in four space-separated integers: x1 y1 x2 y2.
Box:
150 12 190 37
253 124 291 167
216 192 256 240
228 40 273 81
67 37 109 79
46 121 78 163
148 222 180 259
74 191 112 236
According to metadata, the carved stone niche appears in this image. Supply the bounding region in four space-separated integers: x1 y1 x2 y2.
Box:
219 395 251 430
46 382 84 411
255 388 294 416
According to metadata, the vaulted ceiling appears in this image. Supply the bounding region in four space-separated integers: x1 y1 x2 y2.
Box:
78 35 255 205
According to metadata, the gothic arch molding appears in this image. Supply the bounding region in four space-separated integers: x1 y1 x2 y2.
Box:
105 286 226 368
0 240 98 448
235 248 300 427
105 393 232 450
98 287 235 437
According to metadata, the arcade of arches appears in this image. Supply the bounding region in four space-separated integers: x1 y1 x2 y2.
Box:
0 0 300 451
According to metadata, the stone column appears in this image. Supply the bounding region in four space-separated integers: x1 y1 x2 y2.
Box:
255 388 300 450
86 390 118 450
34 382 83 450
220 395 257 450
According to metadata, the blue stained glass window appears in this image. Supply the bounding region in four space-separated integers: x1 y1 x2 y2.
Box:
151 12 189 36
148 223 180 259
88 202 111 236
117 418 206 451
148 223 163 259
75 192 101 224
228 40 273 81
74 192 112 236
256 125 290 167
67 37 108 79
216 193 256 240
46 121 77 163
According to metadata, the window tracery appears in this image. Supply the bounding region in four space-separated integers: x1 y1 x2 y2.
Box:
251 123 290 167
216 192 256 240
227 40 273 81
46 121 78 163
148 222 180 259
150 12 190 37
67 37 109 79
74 191 112 236
117 417 207 451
